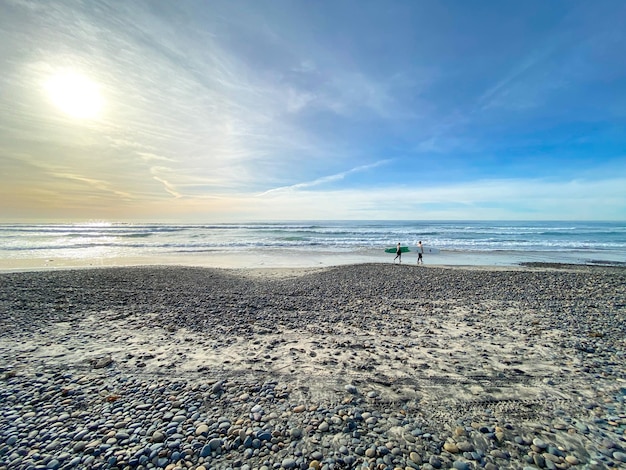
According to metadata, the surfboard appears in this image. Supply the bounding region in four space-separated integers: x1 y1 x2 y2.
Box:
419 246 440 254
385 246 411 253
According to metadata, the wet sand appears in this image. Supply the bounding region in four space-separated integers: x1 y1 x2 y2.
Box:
0 264 625 470
2 245 616 275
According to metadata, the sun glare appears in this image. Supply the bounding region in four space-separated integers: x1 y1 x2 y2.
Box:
44 71 104 119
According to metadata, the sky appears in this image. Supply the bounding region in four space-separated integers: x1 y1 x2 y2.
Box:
1 0 625 222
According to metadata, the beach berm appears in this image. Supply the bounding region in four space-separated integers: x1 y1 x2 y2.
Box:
0 263 625 470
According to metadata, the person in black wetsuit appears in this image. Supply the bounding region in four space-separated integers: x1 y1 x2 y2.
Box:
394 242 402 264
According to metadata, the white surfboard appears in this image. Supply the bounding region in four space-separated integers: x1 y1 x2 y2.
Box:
418 246 440 254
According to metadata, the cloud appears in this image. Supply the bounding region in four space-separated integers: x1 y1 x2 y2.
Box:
285 88 316 113
477 50 551 111
136 152 176 163
152 176 182 198
247 177 626 221
258 159 393 196
49 172 135 200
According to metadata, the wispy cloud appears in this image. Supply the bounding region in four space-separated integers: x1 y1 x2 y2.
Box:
136 152 176 163
477 50 552 111
49 172 135 200
152 176 182 198
258 159 393 196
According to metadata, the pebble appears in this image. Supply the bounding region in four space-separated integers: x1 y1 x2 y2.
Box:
614 451 626 462
443 442 459 453
196 423 209 436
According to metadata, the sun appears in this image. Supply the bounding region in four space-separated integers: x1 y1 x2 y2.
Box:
44 71 104 119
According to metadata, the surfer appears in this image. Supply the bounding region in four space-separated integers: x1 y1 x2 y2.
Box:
394 243 402 264
417 241 424 265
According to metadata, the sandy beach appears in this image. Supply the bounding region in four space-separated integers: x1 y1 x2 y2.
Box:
1 263 625 470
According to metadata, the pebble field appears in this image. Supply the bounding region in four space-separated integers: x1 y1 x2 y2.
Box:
0 264 625 470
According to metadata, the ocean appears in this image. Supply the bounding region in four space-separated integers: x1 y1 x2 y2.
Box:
1 221 625 268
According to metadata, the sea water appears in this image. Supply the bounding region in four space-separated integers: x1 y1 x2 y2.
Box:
0 221 625 267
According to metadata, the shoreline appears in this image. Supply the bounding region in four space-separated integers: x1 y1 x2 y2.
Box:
1 246 623 274
1 264 625 469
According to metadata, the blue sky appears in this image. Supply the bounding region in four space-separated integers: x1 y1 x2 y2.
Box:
1 0 625 221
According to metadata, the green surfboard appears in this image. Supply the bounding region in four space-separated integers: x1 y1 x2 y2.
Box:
385 246 410 253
